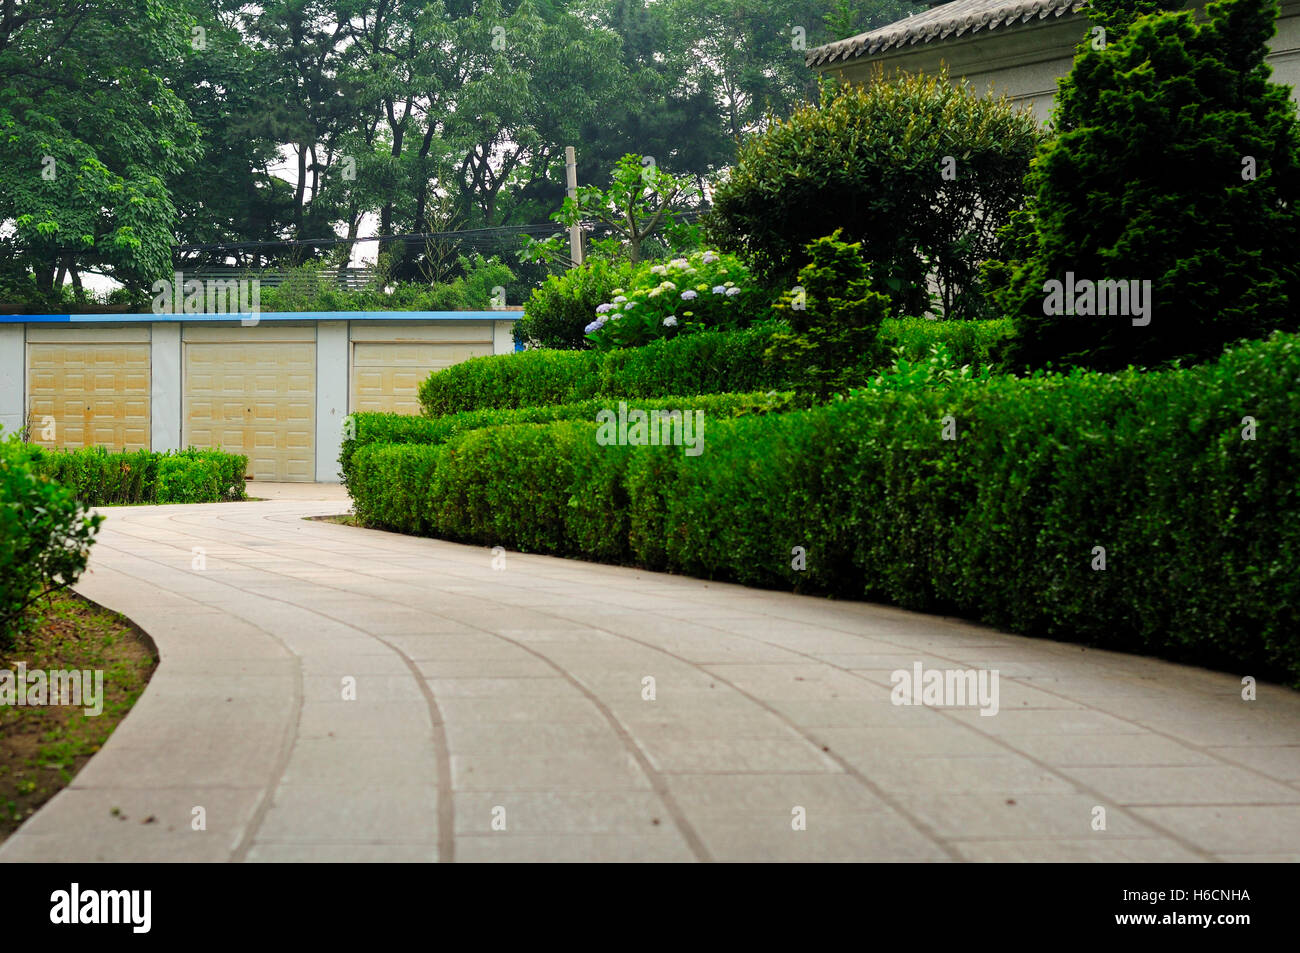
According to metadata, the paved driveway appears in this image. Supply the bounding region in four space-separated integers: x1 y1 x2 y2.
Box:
3 485 1298 862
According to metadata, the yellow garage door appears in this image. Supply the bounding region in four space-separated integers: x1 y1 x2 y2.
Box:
27 344 151 450
351 342 493 415
184 342 315 482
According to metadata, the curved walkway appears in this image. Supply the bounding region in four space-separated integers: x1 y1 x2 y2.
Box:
3 485 1298 862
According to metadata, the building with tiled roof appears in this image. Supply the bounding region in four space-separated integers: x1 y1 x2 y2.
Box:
807 1 1300 122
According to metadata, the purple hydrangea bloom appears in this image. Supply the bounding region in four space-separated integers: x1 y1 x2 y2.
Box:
584 320 603 335
595 303 613 314
725 286 742 296
680 290 698 300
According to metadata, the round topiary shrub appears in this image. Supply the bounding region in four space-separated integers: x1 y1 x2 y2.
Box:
704 71 1042 319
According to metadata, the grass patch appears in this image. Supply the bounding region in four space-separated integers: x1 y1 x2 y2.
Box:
0 589 156 843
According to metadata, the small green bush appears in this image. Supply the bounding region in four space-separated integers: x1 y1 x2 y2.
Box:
514 258 635 349
767 231 892 399
0 435 102 644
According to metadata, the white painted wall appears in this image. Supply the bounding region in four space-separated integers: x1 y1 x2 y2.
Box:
0 325 23 438
493 319 516 354
150 322 181 452
315 321 349 483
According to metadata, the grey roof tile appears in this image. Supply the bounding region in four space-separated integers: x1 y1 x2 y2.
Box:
807 0 1088 68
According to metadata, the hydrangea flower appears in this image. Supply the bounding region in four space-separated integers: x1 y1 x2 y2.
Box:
668 258 689 270
595 303 613 314
725 286 741 296
613 295 627 303
661 281 676 291
663 316 677 327
623 301 636 309
712 285 726 294
680 290 698 300
584 320 603 334
701 251 720 264
651 264 667 275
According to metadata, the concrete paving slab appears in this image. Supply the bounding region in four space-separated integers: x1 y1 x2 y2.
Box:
1 489 1296 862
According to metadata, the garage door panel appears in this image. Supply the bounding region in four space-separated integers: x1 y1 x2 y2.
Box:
352 341 492 415
27 343 151 451
184 342 315 482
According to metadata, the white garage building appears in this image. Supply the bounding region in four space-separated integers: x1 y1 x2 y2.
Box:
0 311 519 482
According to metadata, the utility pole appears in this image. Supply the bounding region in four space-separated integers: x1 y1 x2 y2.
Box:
565 146 584 266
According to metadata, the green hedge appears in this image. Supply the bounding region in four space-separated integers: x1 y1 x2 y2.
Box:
420 318 1013 415
341 391 803 488
29 446 248 505
351 330 1300 683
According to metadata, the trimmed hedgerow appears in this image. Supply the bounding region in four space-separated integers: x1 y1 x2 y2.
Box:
29 446 247 505
419 318 1013 415
350 330 1300 683
341 391 802 487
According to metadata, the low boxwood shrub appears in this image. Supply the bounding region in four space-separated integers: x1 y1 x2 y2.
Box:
421 318 1012 415
352 330 1300 683
29 446 247 505
342 391 802 487
0 435 102 643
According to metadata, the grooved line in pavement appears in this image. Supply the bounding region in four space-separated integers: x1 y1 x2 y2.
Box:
153 509 1193 857
89 513 455 860
161 507 948 857
171 508 709 860
159 509 459 861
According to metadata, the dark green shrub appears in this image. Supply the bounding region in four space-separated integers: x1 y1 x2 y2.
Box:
989 0 1300 370
429 423 585 553
419 325 787 414
0 435 102 643
421 319 1011 416
767 231 892 399
514 258 635 349
705 71 1041 318
342 391 801 487
350 330 1300 683
28 446 246 505
350 443 443 532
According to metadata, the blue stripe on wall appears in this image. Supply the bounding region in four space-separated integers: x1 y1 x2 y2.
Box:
0 311 521 324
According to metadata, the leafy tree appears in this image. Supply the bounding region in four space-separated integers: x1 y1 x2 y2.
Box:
990 0 1300 370
0 0 202 298
524 153 697 265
